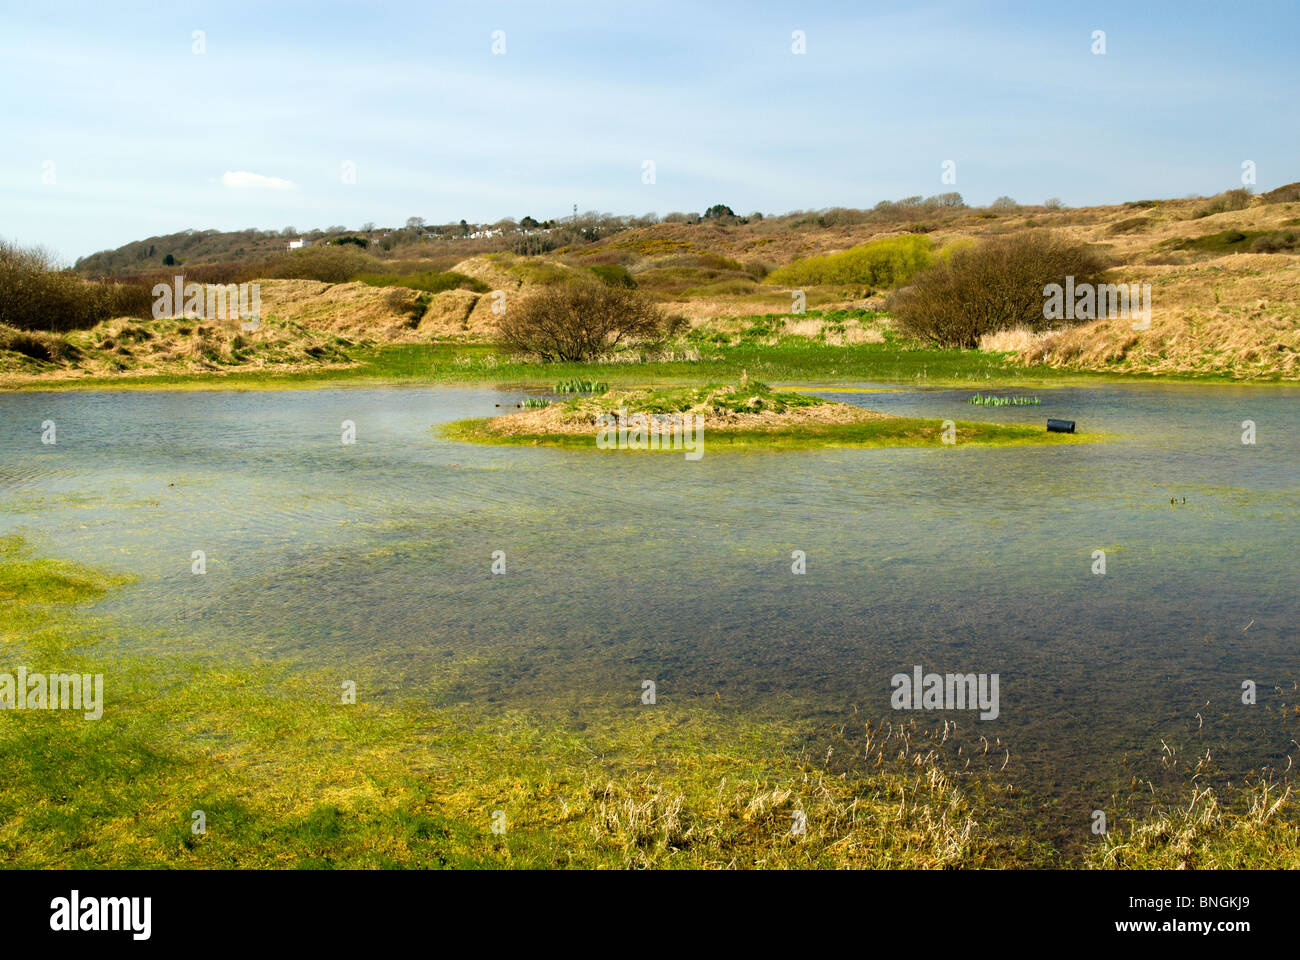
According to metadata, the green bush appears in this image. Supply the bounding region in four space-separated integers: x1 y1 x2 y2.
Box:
887 232 1108 348
1250 231 1299 253
766 235 933 288
589 264 636 288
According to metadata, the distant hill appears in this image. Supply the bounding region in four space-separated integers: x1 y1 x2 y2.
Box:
75 229 301 275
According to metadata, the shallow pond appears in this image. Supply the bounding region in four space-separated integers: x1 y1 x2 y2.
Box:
2 382 1297 839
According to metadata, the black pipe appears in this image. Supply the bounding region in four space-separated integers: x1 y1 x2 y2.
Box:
1047 419 1075 433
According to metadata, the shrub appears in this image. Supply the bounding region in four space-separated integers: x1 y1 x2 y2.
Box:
887 232 1108 348
766 235 933 288
0 240 152 332
1108 217 1151 235
1192 188 1251 219
1173 229 1260 254
589 264 636 288
1250 231 1299 253
498 280 668 361
509 233 558 256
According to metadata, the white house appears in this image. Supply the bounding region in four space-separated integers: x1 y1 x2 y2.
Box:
287 238 312 250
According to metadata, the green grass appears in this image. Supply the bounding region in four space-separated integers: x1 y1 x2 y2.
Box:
441 414 1098 452
5 310 1294 392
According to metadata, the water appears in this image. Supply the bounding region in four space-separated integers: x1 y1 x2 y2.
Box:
2 383 1297 836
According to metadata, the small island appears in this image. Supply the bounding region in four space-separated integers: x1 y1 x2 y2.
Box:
441 381 1097 452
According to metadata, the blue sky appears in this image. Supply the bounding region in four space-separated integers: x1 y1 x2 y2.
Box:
2 0 1297 263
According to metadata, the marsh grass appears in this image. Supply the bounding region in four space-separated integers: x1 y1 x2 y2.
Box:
2 538 1293 868
1089 782 1300 869
554 378 609 393
0 536 1023 868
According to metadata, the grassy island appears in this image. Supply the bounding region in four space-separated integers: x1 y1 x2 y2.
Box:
441 381 1100 452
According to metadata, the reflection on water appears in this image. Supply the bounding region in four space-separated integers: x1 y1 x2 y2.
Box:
2 382 1297 834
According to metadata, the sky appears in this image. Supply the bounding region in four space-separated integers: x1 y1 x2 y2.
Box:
2 0 1297 263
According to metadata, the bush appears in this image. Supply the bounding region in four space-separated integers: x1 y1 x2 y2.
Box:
0 240 152 332
1250 231 1300 253
509 233 558 256
498 280 668 361
766 235 933 288
589 264 636 288
887 232 1108 348
1192 188 1251 219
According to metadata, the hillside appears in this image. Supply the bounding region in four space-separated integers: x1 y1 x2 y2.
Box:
8 185 1299 384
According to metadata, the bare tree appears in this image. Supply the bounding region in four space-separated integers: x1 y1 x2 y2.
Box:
498 281 668 361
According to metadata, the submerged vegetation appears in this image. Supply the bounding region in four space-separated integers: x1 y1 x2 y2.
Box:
1 537 1293 869
967 393 1042 406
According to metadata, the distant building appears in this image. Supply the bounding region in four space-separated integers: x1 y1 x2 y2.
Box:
287 238 312 250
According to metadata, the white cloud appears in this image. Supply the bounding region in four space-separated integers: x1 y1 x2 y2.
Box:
220 170 295 190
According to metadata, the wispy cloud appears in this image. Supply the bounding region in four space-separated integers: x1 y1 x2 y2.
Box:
220 171 295 190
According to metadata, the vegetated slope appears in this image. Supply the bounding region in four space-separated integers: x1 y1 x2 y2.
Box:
32 185 1300 381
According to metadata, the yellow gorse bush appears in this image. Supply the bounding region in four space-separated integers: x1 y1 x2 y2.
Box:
766 234 933 288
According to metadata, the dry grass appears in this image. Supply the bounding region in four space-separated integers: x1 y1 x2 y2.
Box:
1091 781 1299 869
979 327 1044 353
1006 257 1300 379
